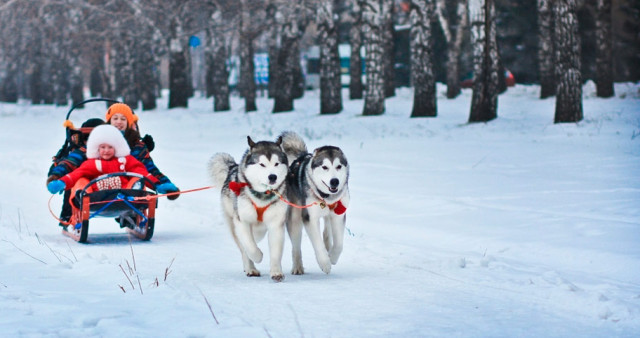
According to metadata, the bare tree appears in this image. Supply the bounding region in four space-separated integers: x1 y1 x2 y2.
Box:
436 0 468 99
537 0 555 98
348 0 364 100
266 1 279 98
595 0 614 98
382 0 395 98
205 3 231 111
410 0 437 117
468 0 499 123
317 0 343 114
273 1 308 113
553 0 583 123
361 0 385 116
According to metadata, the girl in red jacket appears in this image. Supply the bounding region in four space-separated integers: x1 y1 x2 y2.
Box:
47 124 174 201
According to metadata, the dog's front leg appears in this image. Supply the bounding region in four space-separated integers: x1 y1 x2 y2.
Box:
304 215 332 274
267 221 285 282
328 214 346 265
233 218 263 263
287 210 305 275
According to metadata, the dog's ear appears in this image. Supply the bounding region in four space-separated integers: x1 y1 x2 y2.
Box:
247 136 256 148
275 136 283 146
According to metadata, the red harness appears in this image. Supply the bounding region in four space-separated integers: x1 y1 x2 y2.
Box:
229 181 346 218
327 200 347 215
229 181 271 222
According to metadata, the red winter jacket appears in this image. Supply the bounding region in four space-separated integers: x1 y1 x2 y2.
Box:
60 155 159 191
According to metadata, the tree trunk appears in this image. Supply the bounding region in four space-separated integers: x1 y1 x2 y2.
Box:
239 34 257 112
410 0 437 118
382 0 396 98
239 1 257 112
137 37 157 111
361 0 385 116
318 1 343 115
595 0 614 98
168 19 190 109
553 0 583 123
349 0 364 100
537 0 555 98
209 27 230 112
267 2 279 99
273 10 300 113
437 0 468 99
468 0 499 123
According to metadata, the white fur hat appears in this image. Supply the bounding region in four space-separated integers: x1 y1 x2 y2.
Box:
85 124 130 159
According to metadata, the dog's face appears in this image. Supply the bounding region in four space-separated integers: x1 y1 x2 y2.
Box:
310 146 349 195
242 136 288 192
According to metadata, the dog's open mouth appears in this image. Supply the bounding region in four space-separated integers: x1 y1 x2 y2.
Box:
324 181 339 193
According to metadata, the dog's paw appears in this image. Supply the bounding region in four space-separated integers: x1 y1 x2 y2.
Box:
271 273 285 282
246 269 261 277
317 256 332 274
291 265 305 275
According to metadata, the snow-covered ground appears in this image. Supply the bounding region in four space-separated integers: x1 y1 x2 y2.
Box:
1 82 639 337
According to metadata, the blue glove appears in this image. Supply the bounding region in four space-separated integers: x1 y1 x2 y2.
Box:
47 180 66 194
156 182 178 194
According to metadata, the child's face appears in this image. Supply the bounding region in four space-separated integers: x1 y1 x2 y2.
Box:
98 144 116 160
110 113 128 131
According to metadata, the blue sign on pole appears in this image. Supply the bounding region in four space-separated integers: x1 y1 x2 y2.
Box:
189 36 201 48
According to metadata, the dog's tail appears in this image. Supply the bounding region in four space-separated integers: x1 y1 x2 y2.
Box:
279 131 307 165
208 153 236 189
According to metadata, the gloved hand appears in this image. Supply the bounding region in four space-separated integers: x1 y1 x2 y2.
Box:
142 134 155 152
47 180 66 194
156 182 180 200
46 175 60 186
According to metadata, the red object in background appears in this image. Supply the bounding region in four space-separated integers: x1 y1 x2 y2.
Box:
460 70 516 89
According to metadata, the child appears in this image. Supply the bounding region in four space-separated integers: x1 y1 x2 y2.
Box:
105 103 179 199
47 124 175 200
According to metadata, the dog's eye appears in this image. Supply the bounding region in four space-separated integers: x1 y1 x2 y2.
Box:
275 163 279 167
260 163 266 167
336 165 342 170
322 165 328 170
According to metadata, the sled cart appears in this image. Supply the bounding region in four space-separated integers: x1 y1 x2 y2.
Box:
53 98 159 243
65 172 158 243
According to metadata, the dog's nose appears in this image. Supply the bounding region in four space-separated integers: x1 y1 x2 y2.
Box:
268 174 277 184
330 178 339 189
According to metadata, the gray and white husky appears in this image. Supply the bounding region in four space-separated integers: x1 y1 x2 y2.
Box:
280 131 350 274
208 136 289 282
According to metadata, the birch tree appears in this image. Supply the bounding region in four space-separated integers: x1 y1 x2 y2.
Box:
436 0 468 99
409 0 436 117
553 0 583 123
205 4 231 111
537 0 555 98
361 0 385 116
595 0 614 98
348 0 364 99
468 0 499 123
317 0 343 114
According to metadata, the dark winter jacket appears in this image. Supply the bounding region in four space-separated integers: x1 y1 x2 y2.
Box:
48 131 171 185
48 146 87 179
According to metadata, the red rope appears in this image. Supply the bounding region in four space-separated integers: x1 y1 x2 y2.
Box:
47 186 215 223
267 190 320 209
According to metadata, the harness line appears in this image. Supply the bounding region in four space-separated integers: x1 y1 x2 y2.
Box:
47 185 215 224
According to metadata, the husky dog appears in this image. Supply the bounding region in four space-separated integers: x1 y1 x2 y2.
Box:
208 136 289 282
280 131 350 274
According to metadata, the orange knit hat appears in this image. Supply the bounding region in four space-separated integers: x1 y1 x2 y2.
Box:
105 103 138 127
